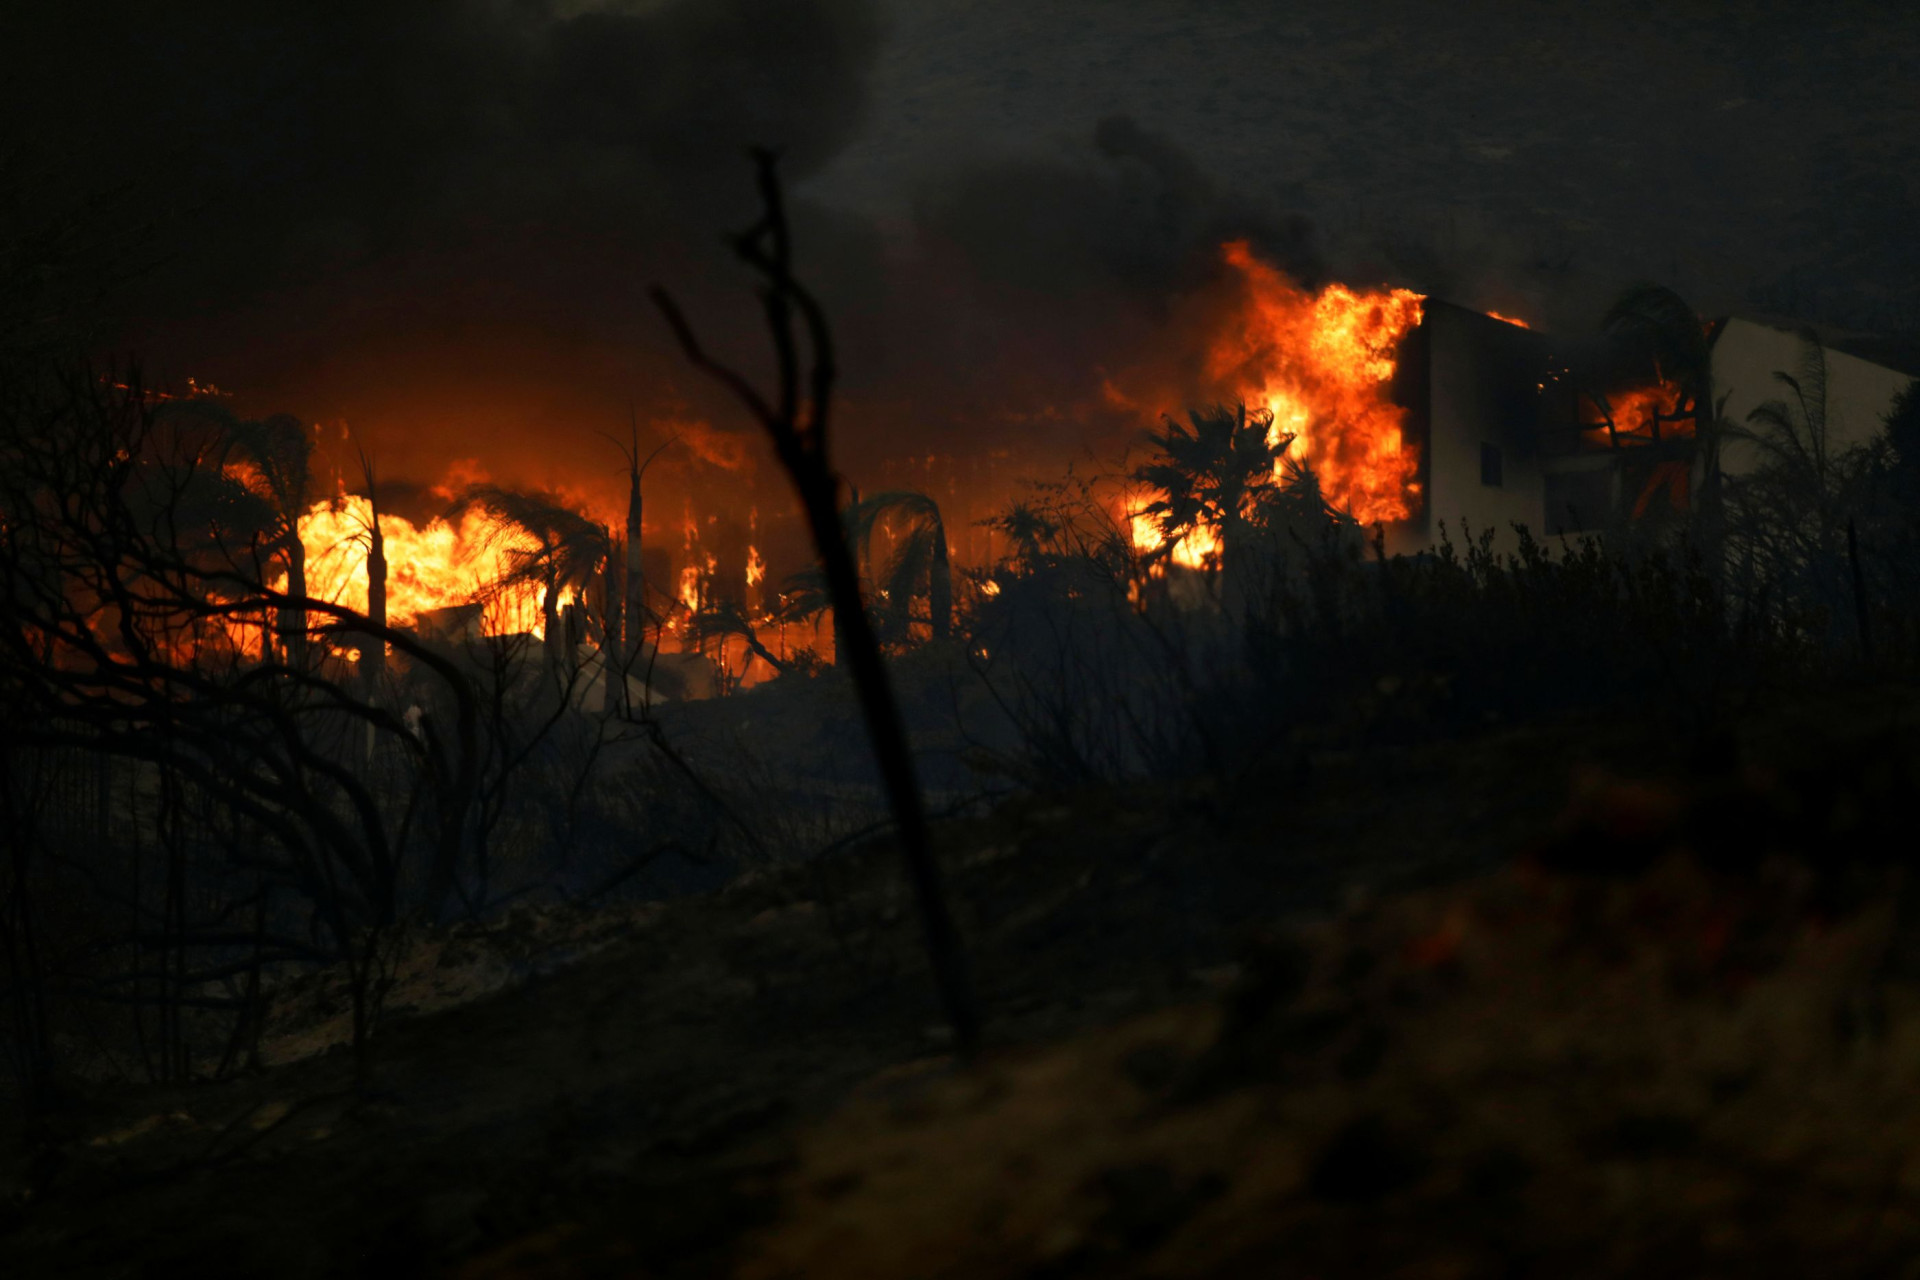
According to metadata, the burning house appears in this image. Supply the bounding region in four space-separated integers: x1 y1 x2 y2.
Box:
1115 245 1911 570
214 231 1912 696
1380 305 1916 555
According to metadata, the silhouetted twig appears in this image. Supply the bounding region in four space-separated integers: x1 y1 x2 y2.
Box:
650 148 980 1054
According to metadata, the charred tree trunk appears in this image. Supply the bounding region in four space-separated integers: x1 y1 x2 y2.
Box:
365 502 387 689
281 534 308 668
929 512 952 641
836 483 859 670
625 475 645 698
542 567 562 678
795 464 973 1047
602 537 624 714
651 151 979 1054
601 423 677 712
742 625 789 677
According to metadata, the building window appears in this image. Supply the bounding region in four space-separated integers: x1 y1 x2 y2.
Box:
1480 442 1504 488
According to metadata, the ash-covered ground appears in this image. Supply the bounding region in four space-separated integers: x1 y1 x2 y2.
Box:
6 685 1920 1278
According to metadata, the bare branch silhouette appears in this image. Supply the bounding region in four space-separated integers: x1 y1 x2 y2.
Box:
649 148 979 1053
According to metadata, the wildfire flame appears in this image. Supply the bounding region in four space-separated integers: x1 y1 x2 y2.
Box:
1584 379 1692 445
245 243 1438 650
1128 510 1221 571
1121 242 1427 568
264 441 767 655
296 496 581 639
1208 241 1426 526
675 503 720 616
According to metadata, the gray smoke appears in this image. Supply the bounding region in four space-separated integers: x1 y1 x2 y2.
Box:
1 0 884 321
0 5 1337 494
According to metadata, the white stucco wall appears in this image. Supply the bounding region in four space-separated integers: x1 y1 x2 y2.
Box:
1384 302 1548 557
1710 317 1914 476
1384 310 1914 559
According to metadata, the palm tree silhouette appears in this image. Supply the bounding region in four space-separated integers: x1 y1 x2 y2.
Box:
1599 283 1726 537
1133 402 1286 572
1720 331 1865 636
685 598 789 685
600 420 680 655
774 564 831 623
345 447 388 690
985 499 1059 572
1262 453 1359 542
844 490 955 641
1601 284 1713 405
213 410 320 666
451 485 609 669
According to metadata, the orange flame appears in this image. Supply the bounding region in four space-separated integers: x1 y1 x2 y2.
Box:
102 375 227 402
1583 380 1692 445
678 505 702 613
295 495 581 640
1128 509 1221 570
1485 310 1531 329
1208 241 1425 525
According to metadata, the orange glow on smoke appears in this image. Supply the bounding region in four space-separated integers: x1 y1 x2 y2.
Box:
1206 241 1425 526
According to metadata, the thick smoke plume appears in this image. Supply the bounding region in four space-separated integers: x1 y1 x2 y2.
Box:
3 1 882 311
1 1 883 490
2 1 1345 548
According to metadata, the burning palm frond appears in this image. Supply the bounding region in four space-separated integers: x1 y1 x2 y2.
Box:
450 486 606 592
845 489 953 640
449 485 608 651
1133 403 1285 567
1601 284 1712 392
685 598 787 675
774 565 832 626
1261 455 1360 541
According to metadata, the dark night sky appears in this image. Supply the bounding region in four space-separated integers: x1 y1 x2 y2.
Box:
3 0 1916 518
